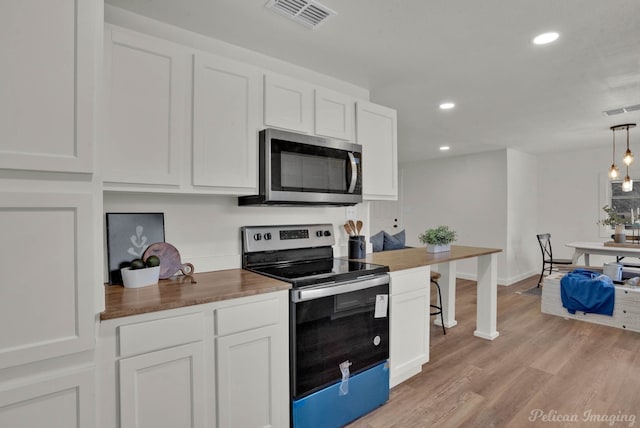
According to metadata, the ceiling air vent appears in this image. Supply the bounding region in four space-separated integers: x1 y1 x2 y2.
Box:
265 0 336 29
604 103 640 116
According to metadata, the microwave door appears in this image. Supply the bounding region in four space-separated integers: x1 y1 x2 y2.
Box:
239 128 363 206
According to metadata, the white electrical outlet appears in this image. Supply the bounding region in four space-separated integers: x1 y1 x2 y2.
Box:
345 206 356 220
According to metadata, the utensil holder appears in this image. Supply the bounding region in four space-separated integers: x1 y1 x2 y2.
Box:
348 235 366 259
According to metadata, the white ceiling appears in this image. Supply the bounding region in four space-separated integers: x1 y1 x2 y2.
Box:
105 0 640 163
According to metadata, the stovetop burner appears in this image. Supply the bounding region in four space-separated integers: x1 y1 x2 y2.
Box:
249 258 388 288
241 223 389 287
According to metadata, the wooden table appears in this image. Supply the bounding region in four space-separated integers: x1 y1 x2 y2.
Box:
566 241 640 265
355 245 502 340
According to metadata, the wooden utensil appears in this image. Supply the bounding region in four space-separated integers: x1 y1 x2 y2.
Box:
348 220 357 236
143 242 195 279
356 220 363 235
344 223 354 236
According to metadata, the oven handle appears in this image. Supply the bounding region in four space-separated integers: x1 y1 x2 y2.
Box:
292 274 389 302
347 152 358 194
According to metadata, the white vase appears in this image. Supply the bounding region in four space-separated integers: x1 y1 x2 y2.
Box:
426 243 451 253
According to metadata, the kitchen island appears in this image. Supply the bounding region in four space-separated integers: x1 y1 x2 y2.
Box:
348 245 501 387
355 245 502 340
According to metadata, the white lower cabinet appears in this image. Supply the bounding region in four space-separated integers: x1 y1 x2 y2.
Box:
0 366 95 428
389 267 430 388
119 343 206 428
97 290 289 428
217 325 284 428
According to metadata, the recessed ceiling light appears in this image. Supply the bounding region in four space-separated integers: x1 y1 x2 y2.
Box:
439 102 455 110
439 146 450 151
533 32 559 45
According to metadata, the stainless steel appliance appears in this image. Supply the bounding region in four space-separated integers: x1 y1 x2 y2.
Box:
241 224 390 428
238 128 363 206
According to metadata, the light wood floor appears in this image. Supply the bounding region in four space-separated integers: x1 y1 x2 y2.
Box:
347 276 640 428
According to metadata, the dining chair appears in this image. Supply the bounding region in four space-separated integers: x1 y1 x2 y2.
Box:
536 233 572 287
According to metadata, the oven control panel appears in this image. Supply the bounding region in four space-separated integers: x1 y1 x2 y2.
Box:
243 224 335 253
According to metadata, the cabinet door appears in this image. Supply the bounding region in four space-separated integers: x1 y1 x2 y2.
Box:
192 53 260 192
119 342 206 428
104 26 186 186
217 325 286 428
389 268 429 388
0 191 94 369
315 88 354 141
264 74 314 134
0 1 93 173
0 367 94 428
357 101 398 200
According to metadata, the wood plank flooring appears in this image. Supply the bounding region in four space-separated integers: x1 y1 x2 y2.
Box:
347 276 640 428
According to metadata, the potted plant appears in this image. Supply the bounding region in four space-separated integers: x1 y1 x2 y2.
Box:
418 225 458 253
597 205 629 243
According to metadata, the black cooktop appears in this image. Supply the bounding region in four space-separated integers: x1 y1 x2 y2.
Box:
249 258 389 288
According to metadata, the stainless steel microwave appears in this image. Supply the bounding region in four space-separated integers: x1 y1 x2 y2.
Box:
239 128 363 206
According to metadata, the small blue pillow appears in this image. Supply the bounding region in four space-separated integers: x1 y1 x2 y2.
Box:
393 230 406 246
370 231 384 252
383 230 406 251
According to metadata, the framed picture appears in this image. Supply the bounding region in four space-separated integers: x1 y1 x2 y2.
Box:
106 213 165 285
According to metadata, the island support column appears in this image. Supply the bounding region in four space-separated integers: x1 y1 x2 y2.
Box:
474 253 499 340
434 261 458 328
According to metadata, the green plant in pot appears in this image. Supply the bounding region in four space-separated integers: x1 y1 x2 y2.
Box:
597 205 629 243
418 225 458 253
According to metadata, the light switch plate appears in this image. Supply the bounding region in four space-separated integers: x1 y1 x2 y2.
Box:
345 206 356 220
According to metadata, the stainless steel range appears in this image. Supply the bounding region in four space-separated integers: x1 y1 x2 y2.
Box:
241 224 390 428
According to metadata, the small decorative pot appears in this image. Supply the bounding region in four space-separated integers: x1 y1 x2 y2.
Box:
614 224 626 243
426 243 451 253
614 234 627 244
121 266 160 288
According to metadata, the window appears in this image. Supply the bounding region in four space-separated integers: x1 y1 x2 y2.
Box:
610 180 640 226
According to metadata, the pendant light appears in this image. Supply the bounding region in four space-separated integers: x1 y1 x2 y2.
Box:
623 123 635 166
610 124 636 192
609 127 619 179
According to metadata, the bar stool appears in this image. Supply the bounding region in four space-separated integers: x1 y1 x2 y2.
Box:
430 271 446 335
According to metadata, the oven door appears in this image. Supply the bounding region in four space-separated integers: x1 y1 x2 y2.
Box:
290 275 389 399
264 128 362 205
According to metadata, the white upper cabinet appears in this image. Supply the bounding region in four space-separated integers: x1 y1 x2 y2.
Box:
357 101 398 200
0 1 93 173
0 191 94 369
264 74 314 134
315 88 354 141
192 53 260 192
104 26 187 187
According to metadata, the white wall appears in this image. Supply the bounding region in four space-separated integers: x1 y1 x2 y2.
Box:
399 150 510 283
537 145 620 267
103 193 370 280
506 149 539 282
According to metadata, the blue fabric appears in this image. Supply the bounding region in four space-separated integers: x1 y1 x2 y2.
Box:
370 231 384 252
383 230 405 251
560 269 615 316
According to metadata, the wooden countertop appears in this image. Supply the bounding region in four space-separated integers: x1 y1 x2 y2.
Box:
352 245 502 272
101 269 290 321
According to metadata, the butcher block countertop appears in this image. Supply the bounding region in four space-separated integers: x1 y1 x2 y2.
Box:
353 245 502 272
101 269 290 320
